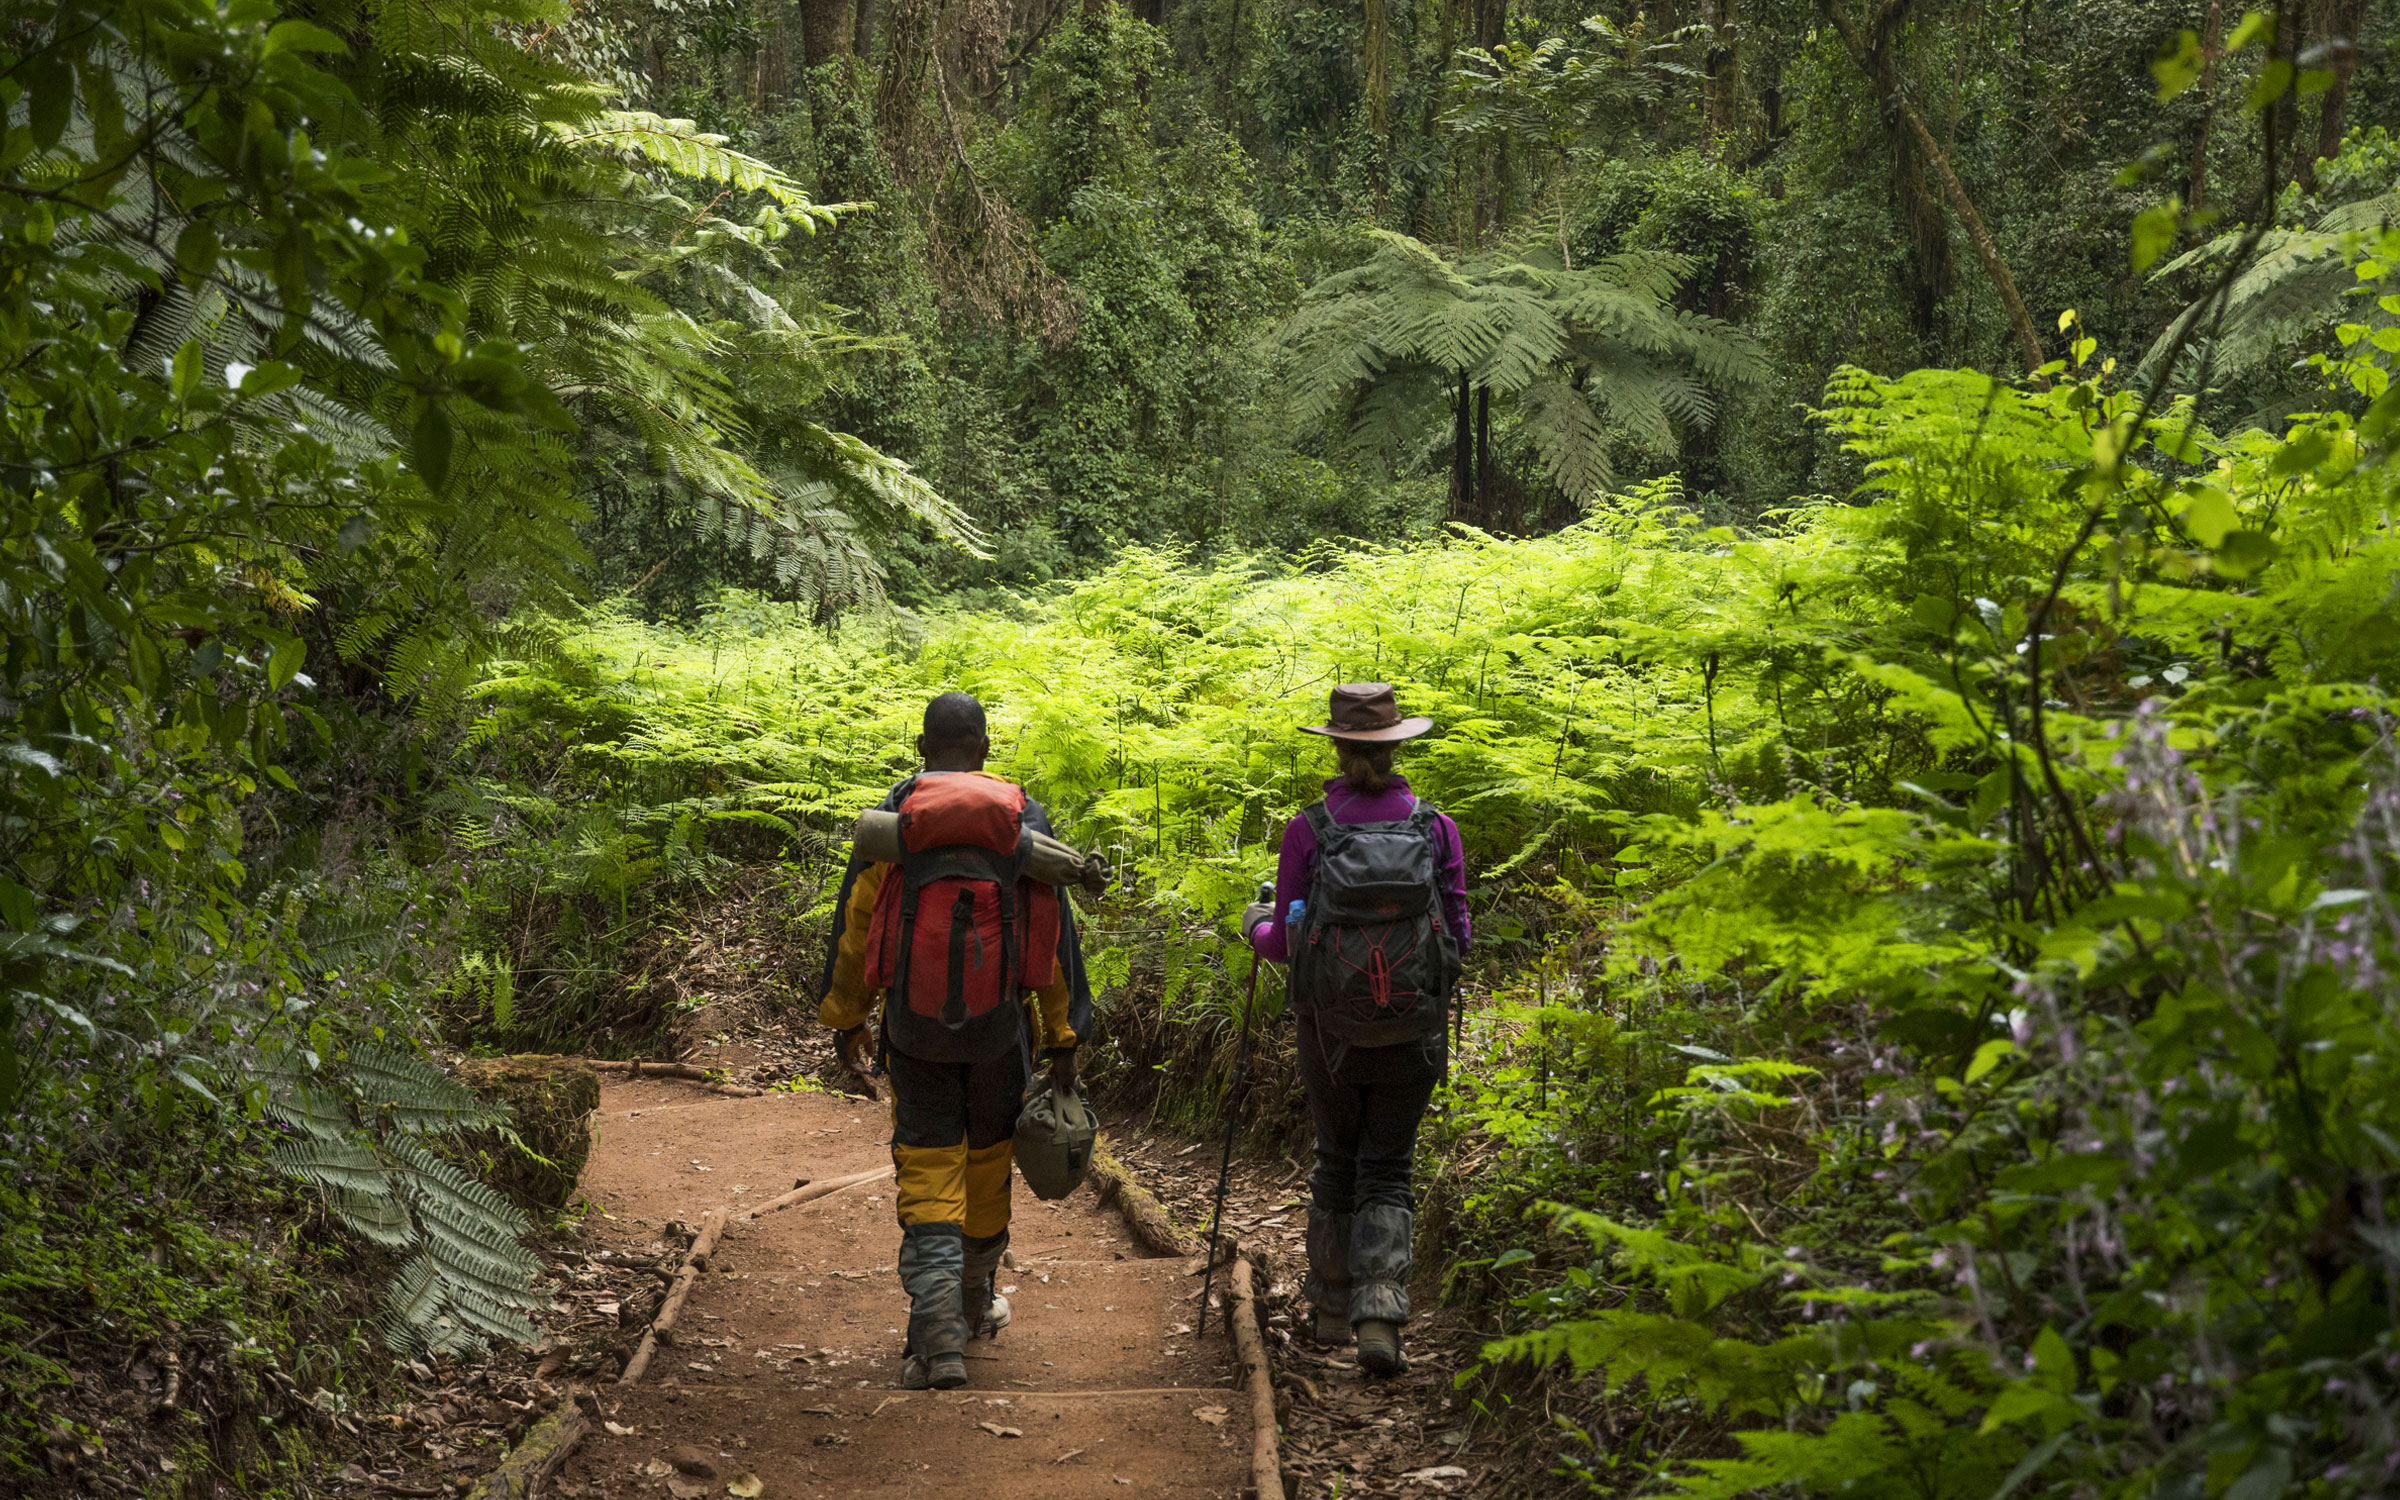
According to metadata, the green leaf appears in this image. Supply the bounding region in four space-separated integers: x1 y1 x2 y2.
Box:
2268 431 2332 476
2151 30 2203 99
2246 58 2294 110
2131 203 2181 272
171 340 205 402
263 20 349 55
412 404 453 491
175 221 219 280
2179 487 2240 546
266 632 306 689
1977 1382 2070 1434
25 55 72 152
2031 1325 2073 1394
2214 529 2280 578
237 362 304 399
1965 1038 2016 1084
2226 1447 2291 1500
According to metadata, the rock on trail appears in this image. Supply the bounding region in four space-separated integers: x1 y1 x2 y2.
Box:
554 1074 1245 1499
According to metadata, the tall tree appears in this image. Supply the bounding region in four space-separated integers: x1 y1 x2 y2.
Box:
1821 0 2045 375
800 0 853 69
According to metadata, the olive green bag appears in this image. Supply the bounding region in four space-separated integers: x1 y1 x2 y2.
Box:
1014 1078 1096 1200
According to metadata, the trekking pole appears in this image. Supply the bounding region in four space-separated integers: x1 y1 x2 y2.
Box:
1199 880 1273 1338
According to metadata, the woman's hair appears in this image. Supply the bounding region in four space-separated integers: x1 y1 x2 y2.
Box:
1335 739 1396 795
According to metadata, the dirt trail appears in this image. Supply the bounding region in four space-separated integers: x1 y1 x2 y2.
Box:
553 1075 1245 1499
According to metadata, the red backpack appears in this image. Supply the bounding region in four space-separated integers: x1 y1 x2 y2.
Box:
862 774 1061 1062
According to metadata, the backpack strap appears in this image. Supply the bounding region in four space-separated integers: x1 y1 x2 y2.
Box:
1300 801 1333 897
1406 801 1449 925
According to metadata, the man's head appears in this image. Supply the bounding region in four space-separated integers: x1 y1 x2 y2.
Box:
918 691 990 772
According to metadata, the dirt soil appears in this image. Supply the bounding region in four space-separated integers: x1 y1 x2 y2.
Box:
555 1075 1245 1499
316 1068 1510 1500
1105 1135 1498 1499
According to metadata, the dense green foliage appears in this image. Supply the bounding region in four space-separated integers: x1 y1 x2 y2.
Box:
4 0 2398 1491
583 0 2396 585
0 0 964 1475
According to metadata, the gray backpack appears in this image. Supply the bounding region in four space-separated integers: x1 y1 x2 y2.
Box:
1292 801 1460 1046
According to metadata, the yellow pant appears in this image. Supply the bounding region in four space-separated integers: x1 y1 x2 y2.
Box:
886 1044 1024 1237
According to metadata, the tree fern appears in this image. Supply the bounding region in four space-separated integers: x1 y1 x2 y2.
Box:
2143 189 2400 383
1277 231 1763 507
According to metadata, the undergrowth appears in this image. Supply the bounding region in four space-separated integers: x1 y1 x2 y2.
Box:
455 212 2400 1496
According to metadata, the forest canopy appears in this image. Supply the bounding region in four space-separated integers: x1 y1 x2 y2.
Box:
0 0 2396 1494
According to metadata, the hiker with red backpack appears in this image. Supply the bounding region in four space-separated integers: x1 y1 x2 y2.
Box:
1240 683 1469 1376
818 692 1094 1391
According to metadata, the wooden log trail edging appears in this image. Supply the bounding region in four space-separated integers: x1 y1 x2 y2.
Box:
619 1207 728 1385
617 1168 892 1385
1090 1139 1202 1257
463 1389 588 1500
1229 1256 1285 1500
581 1057 763 1097
739 1164 892 1220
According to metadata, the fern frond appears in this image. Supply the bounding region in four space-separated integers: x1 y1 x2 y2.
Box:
559 111 847 227
270 1135 393 1196
347 1042 505 1134
327 1187 419 1250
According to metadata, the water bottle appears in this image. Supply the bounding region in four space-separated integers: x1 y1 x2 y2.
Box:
1285 898 1306 941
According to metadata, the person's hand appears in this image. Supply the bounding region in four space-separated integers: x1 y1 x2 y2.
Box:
836 1024 873 1077
1239 900 1274 936
1047 1048 1077 1096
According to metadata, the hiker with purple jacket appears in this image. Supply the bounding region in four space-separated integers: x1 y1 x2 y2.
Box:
1240 683 1469 1375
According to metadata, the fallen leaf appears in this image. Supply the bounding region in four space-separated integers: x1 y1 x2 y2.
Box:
725 1473 763 1497
1191 1406 1229 1426
667 1477 712 1500
604 1421 637 1437
643 1459 674 1477
976 1421 1023 1438
1054 1448 1086 1464
1402 1467 1471 1485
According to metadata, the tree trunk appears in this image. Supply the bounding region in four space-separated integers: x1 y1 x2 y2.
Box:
852 0 875 64
1895 98 2045 375
1451 372 1474 521
1474 383 1491 511
1364 0 1389 136
799 0 852 71
1704 0 1740 152
2311 0 2363 171
2188 0 2221 214
1822 0 1950 343
1825 0 2041 375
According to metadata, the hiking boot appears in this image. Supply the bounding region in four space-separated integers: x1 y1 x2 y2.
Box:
1355 1319 1404 1375
900 1351 968 1390
978 1291 1012 1340
1311 1306 1355 1347
1350 1203 1413 1325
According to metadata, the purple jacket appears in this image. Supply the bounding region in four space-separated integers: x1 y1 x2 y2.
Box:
1247 776 1470 962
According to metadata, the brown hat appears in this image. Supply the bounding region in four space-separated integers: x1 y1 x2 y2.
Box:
1301 682 1433 743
